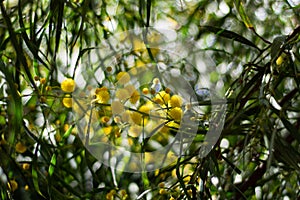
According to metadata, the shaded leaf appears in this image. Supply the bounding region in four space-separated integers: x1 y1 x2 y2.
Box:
199 26 260 50
48 153 57 177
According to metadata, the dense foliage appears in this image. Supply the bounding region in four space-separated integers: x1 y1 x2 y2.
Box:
0 0 300 199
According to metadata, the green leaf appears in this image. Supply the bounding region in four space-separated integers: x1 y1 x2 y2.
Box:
235 1 253 29
199 26 260 50
32 165 46 198
61 124 74 142
48 153 57 177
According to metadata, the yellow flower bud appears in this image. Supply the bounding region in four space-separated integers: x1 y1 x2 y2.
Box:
106 66 113 72
101 116 110 123
276 55 284 65
15 142 27 153
24 185 29 191
165 87 171 94
159 188 167 195
40 78 47 85
158 182 165 188
142 88 149 95
22 163 30 170
45 86 52 91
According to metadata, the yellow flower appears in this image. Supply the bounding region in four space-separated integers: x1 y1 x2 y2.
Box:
159 188 167 195
139 102 153 115
120 190 128 198
40 78 47 85
276 55 284 65
8 180 18 192
130 90 140 104
114 116 122 124
45 86 52 91
169 95 183 108
62 94 72 108
61 78 75 93
135 59 146 68
169 107 182 121
24 185 29 191
103 126 113 135
22 163 30 170
158 182 165 188
130 111 142 125
15 142 26 153
153 91 170 105
116 72 130 84
142 88 149 95
95 87 110 103
106 192 114 200
101 116 110 123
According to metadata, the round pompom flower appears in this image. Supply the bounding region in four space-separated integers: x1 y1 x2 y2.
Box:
61 78 75 93
95 87 110 103
62 94 72 108
169 95 183 108
169 107 183 122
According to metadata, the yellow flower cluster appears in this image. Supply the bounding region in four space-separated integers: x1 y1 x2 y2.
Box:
78 74 187 149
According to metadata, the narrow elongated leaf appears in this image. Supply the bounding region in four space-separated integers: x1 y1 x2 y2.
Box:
61 124 74 142
199 26 260 50
0 60 22 153
235 1 253 29
32 165 46 198
48 153 57 177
